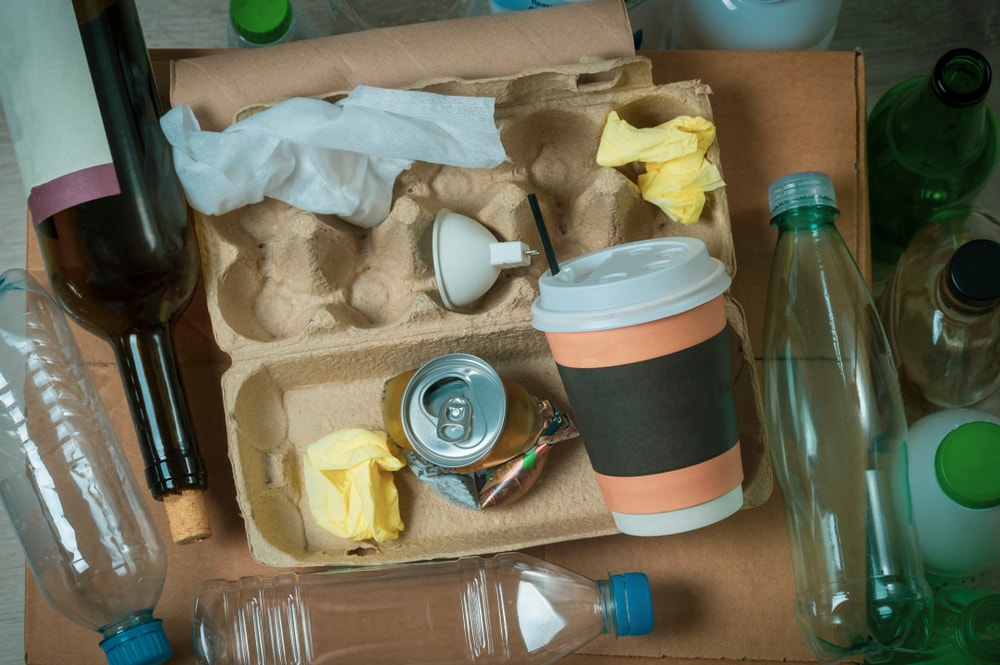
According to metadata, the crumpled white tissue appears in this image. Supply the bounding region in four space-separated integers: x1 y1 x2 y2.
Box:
160 86 509 228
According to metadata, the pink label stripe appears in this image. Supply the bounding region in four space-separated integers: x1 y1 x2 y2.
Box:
28 162 120 225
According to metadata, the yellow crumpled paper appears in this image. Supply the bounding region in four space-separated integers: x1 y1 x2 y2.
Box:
596 111 725 225
303 428 407 542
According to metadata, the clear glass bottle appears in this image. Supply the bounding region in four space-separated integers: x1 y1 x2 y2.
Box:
763 172 933 663
906 408 1000 581
0 269 170 665
192 552 653 665
0 0 210 543
671 0 843 50
867 49 1000 270
880 589 1000 664
879 208 1000 413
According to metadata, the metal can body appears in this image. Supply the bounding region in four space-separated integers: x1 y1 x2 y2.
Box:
381 354 544 473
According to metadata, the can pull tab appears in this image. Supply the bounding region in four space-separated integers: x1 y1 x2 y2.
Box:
437 396 473 443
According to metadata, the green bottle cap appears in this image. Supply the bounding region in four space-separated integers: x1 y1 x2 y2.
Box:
957 595 1000 662
230 0 293 45
935 421 1000 509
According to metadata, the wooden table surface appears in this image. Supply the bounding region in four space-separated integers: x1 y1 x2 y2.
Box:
1 1 999 662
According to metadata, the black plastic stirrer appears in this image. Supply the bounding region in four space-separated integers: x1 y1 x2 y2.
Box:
527 193 560 276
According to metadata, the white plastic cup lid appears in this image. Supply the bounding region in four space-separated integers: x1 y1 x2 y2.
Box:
531 237 730 333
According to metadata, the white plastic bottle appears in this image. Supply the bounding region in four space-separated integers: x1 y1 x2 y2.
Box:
907 408 1000 580
671 0 843 50
0 269 171 665
192 552 653 665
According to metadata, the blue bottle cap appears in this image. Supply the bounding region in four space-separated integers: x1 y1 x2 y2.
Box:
100 618 172 665
610 572 654 636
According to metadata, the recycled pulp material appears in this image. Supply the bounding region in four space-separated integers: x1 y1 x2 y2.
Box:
24 47 868 665
191 54 769 568
169 0 636 132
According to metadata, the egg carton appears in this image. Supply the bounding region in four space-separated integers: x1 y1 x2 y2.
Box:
195 56 770 567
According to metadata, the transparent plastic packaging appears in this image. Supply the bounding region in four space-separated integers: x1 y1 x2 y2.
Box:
880 589 1000 664
192 552 653 665
0 269 170 665
763 172 933 663
879 208 1000 413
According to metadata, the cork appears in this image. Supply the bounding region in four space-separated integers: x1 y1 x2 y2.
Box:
163 488 213 544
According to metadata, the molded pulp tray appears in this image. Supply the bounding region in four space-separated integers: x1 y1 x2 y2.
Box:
194 56 771 567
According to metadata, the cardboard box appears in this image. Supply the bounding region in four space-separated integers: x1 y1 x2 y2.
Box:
23 4 868 663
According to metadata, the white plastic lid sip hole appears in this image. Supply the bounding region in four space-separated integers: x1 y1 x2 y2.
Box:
531 236 731 333
432 209 534 310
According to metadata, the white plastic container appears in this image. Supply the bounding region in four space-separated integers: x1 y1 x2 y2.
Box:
671 0 842 50
908 408 1000 580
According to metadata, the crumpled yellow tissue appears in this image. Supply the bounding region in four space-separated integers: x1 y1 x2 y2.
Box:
304 428 407 542
596 112 725 225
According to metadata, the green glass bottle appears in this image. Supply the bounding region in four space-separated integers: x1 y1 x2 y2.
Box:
867 48 1000 272
878 589 1000 664
763 172 933 663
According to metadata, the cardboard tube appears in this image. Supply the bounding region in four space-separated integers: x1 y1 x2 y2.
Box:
169 0 635 131
163 488 213 544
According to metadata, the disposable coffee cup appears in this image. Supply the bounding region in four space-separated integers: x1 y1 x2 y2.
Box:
531 237 743 536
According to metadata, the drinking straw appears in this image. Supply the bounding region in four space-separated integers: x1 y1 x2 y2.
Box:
528 193 560 276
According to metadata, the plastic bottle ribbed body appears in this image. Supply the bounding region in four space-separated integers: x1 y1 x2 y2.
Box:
868 49 1000 265
193 553 648 665
0 269 169 664
763 173 933 663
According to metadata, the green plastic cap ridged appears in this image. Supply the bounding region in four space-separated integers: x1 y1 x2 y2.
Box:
935 421 1000 509
230 0 293 45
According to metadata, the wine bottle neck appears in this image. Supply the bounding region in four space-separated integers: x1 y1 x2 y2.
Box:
110 327 207 499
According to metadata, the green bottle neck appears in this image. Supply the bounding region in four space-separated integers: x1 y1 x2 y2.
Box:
770 204 840 231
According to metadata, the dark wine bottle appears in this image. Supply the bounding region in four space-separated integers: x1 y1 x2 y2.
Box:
0 0 210 543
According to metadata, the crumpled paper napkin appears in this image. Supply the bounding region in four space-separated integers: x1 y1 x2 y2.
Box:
160 86 510 228
303 428 407 542
596 111 725 225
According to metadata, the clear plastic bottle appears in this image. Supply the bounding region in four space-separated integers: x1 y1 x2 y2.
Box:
880 588 1000 664
762 172 933 663
867 49 1000 271
879 208 1000 413
192 552 653 665
906 408 1000 581
671 0 843 50
0 269 170 665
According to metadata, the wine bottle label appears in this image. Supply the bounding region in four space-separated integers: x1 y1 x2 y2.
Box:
0 1 121 224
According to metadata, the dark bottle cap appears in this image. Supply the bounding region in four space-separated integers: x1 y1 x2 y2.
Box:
933 48 993 107
946 238 1000 310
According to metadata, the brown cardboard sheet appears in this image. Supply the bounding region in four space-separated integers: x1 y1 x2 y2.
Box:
22 8 867 665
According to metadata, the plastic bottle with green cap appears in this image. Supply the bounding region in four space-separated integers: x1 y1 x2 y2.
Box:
879 588 1000 664
228 0 311 48
763 171 933 663
879 208 1000 413
908 408 1000 581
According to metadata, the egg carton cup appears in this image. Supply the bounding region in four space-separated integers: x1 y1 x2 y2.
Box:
195 56 771 567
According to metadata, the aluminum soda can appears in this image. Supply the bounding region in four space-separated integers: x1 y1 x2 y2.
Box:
382 354 546 473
